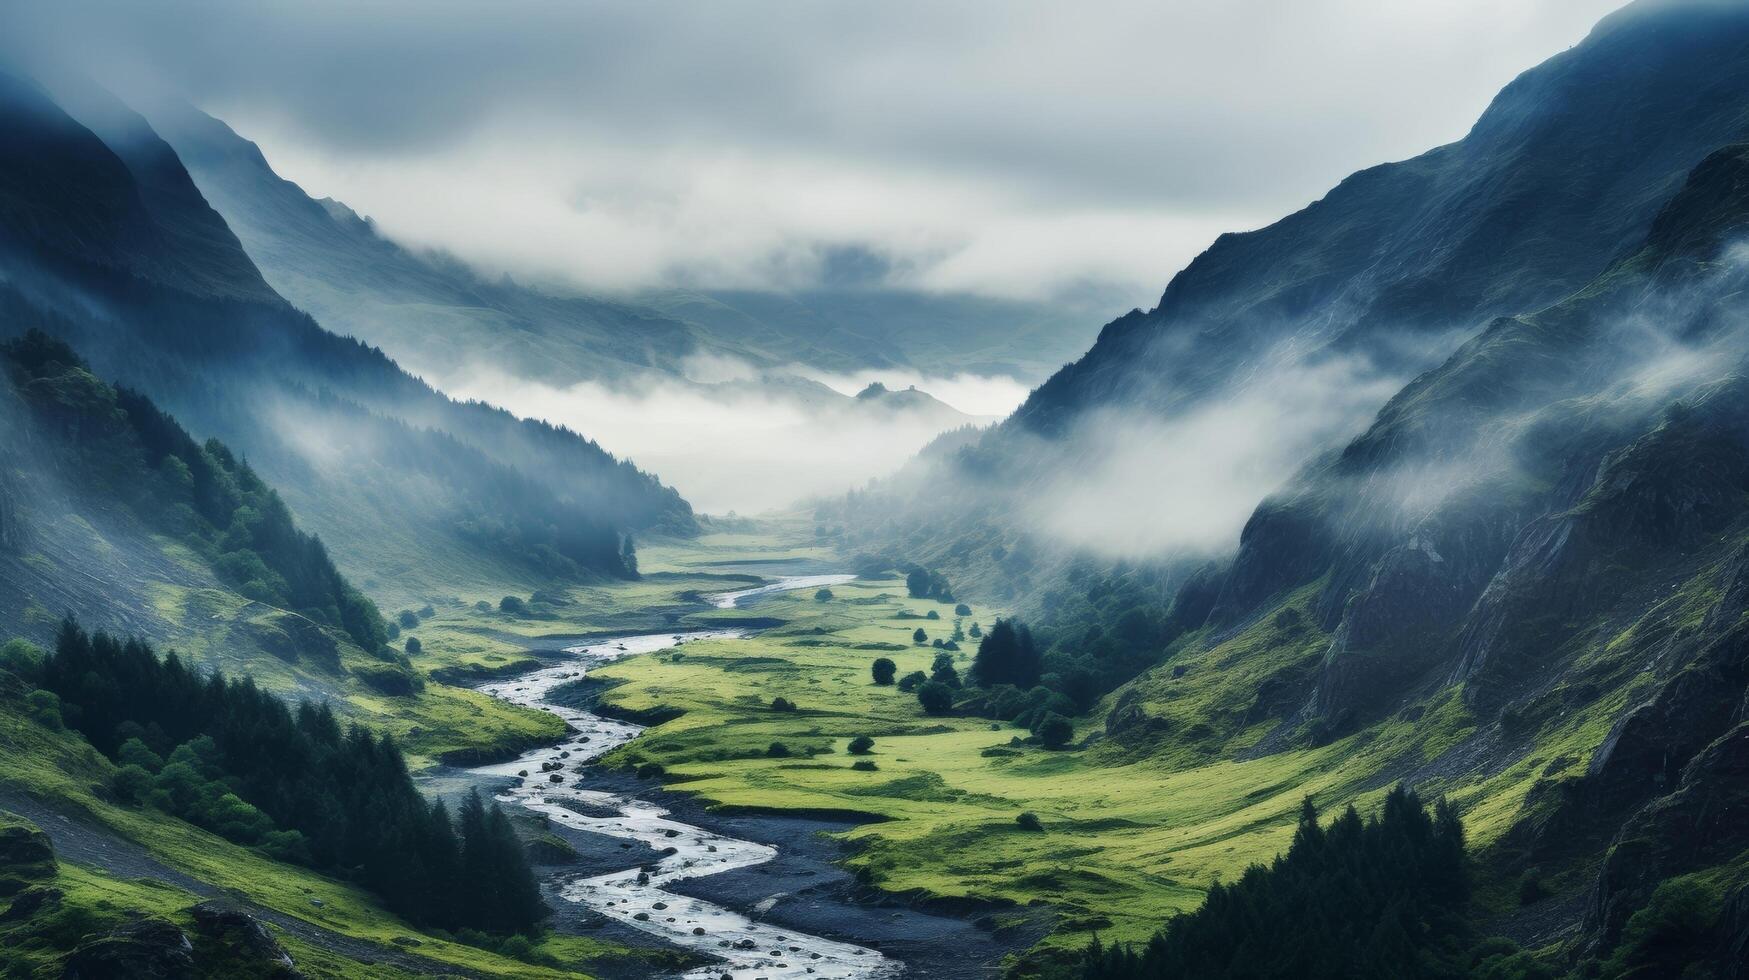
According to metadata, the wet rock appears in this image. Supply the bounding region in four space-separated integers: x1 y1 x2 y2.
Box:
63 918 195 980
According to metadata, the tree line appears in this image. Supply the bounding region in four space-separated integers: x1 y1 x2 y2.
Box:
36 619 545 935
1076 788 1556 980
2 330 385 651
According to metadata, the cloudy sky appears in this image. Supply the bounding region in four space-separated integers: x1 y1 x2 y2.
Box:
10 0 1624 306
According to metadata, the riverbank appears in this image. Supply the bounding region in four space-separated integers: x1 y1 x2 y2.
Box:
433 569 1047 979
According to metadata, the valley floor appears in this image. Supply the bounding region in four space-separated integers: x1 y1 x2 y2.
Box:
0 517 1624 977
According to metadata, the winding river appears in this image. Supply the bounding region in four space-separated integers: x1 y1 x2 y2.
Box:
470 574 899 980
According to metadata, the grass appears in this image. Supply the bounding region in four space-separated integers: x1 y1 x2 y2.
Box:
574 570 1450 946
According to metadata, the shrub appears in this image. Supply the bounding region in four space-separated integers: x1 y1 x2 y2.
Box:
117 738 164 773
771 696 797 713
499 596 526 614
1036 713 1074 749
111 764 154 805
398 610 419 629
418 605 436 618
0 639 43 681
871 658 897 685
897 671 928 692
1517 870 1547 906
25 689 63 729
969 622 982 638
405 636 423 655
848 735 874 755
636 762 666 778
767 742 791 758
917 680 954 715
1016 812 1043 832
852 760 878 772
474 600 492 612
926 610 940 620
955 604 972 616
913 628 928 644
815 588 834 602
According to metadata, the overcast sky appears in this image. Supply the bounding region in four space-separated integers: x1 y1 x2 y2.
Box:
9 0 1626 306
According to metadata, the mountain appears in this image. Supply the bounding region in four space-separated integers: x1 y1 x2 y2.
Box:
0 71 694 603
839 0 1749 593
1015 0 1749 434
147 99 1108 391
821 4 1749 972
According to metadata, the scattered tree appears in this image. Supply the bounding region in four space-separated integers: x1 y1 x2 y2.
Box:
917 680 954 715
770 696 797 713
955 604 972 616
913 627 928 645
1016 812 1043 832
405 636 422 655
1036 713 1074 749
815 588 834 602
871 658 897 685
897 671 928 692
970 618 1043 689
499 595 525 614
848 735 875 755
766 742 791 758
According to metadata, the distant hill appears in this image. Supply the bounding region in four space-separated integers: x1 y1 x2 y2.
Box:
147 99 1109 390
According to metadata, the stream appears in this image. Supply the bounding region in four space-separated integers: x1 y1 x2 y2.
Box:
469 574 898 980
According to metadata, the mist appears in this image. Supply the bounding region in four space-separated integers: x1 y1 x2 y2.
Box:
438 365 998 515
1024 351 1407 559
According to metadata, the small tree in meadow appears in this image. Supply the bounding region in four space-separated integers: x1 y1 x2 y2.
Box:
917 680 954 716
871 658 897 685
848 735 875 755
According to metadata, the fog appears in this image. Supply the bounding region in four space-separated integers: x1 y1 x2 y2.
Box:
3 0 1624 302
438 364 1001 515
1025 351 1407 558
802 368 1032 418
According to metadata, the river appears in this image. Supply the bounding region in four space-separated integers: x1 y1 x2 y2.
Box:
468 574 898 980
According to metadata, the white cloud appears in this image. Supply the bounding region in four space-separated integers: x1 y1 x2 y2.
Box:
5 0 1626 301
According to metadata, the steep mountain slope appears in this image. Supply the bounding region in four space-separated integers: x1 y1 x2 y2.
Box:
146 100 720 387
838 0 1749 600
0 71 693 601
1097 138 1749 972
149 100 1106 390
1017 0 1749 433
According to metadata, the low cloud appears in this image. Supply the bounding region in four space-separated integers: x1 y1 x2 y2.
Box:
802 367 1031 418
438 366 993 515
1025 351 1406 558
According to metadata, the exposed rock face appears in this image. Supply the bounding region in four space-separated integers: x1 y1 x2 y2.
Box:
1584 725 1749 953
189 901 301 978
62 918 196 980
0 823 57 896
1 885 63 922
